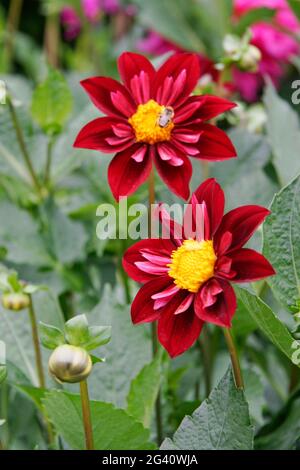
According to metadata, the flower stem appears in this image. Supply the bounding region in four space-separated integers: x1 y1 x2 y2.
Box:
119 240 132 304
80 380 94 450
4 0 23 71
223 328 244 389
7 95 42 195
28 297 56 447
44 12 60 67
44 136 54 186
148 167 163 445
199 326 212 397
28 296 45 389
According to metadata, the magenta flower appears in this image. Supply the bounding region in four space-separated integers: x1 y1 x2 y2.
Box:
60 6 81 40
233 0 300 101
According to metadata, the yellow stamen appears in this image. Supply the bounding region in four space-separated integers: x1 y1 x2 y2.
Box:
128 99 174 145
168 239 216 293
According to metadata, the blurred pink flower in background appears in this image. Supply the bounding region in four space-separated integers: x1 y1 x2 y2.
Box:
136 0 300 102
60 6 81 40
233 0 300 101
81 0 120 21
137 31 183 55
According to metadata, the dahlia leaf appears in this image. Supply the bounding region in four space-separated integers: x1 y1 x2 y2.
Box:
233 8 276 35
263 174 300 312
135 0 204 52
31 68 73 136
264 83 300 187
126 352 163 429
43 390 156 450
161 367 253 450
86 286 152 408
236 287 300 366
39 321 65 350
0 290 64 384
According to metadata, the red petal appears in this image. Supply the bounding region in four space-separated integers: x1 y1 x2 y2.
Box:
73 117 133 152
108 145 152 200
228 248 275 282
154 147 192 200
174 96 202 124
154 53 200 107
196 123 236 161
123 239 175 283
155 204 184 244
158 295 203 357
118 52 155 103
214 206 271 253
131 276 173 324
196 95 236 121
193 178 225 237
195 278 237 328
81 77 135 118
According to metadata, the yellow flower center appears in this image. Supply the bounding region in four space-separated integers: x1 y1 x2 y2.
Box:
128 99 174 145
168 239 216 293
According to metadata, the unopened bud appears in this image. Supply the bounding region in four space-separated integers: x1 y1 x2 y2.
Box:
48 344 92 383
1 292 30 311
240 45 262 72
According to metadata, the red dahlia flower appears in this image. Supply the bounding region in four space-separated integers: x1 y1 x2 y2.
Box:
123 178 275 357
74 52 237 200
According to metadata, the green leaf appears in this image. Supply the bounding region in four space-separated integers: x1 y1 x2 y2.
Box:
0 342 6 384
0 289 64 385
287 0 300 20
90 355 105 365
263 175 300 312
65 314 90 346
39 322 65 350
43 390 155 450
161 368 253 450
126 353 162 429
210 129 275 208
133 0 204 52
0 202 53 267
15 384 47 411
255 396 300 449
234 8 276 35
264 83 300 186
31 69 73 135
40 200 88 265
236 287 300 366
243 369 265 425
87 286 152 407
232 295 258 338
83 326 111 351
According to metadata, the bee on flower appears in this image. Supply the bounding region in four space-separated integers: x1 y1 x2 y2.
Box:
74 52 237 200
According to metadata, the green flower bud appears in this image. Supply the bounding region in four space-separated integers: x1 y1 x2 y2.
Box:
48 344 92 383
1 292 30 311
239 45 261 73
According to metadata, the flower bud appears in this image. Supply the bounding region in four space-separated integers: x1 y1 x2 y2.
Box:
239 45 262 73
1 292 30 311
48 344 92 383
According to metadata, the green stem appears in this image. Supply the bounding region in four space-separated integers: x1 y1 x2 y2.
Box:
28 297 45 389
148 168 163 445
44 13 60 67
199 326 212 397
223 328 244 390
44 137 54 186
7 95 41 195
119 254 131 305
4 0 23 71
80 380 94 450
28 296 55 447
